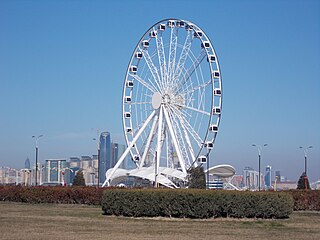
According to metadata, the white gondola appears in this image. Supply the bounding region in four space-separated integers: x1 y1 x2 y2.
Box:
126 127 132 133
207 55 216 62
194 31 203 38
213 107 221 114
185 24 194 31
129 66 137 73
158 23 166 31
125 96 132 103
204 141 214 149
214 89 222 96
198 156 207 163
209 124 218 132
124 112 131 118
142 40 149 48
126 80 134 88
201 41 210 48
135 52 143 59
167 20 175 28
213 70 220 78
149 30 157 38
176 21 185 28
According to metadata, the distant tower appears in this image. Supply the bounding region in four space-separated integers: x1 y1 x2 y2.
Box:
99 132 111 184
25 158 31 169
275 170 281 182
265 165 272 189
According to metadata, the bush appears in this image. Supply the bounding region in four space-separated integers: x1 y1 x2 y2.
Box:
0 186 105 205
288 190 320 211
102 189 294 219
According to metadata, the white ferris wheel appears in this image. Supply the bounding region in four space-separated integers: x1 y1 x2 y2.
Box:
102 19 222 188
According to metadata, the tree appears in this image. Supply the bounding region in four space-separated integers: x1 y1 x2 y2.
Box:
297 172 310 190
187 166 206 189
73 170 86 186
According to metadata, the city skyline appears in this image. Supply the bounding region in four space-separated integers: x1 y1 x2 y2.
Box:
0 1 319 182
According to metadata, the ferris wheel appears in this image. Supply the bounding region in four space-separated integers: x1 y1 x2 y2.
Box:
102 19 222 187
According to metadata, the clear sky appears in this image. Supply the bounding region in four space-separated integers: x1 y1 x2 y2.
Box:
0 0 319 182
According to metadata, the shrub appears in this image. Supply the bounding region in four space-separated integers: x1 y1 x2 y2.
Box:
102 189 294 219
288 190 320 211
0 186 105 205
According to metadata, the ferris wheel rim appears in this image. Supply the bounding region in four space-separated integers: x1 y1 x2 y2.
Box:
121 18 222 172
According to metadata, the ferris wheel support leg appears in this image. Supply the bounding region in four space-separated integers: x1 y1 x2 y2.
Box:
155 106 164 187
139 114 159 169
102 110 156 187
162 107 187 174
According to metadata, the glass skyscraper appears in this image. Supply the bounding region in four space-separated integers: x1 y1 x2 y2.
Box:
99 132 111 184
265 165 272 189
24 158 30 169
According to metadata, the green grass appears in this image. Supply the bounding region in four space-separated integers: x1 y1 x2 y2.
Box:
0 202 319 240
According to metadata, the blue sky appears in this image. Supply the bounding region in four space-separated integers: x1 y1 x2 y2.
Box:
0 0 319 181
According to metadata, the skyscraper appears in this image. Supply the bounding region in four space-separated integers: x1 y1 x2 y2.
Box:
99 132 111 184
265 165 272 189
112 142 130 169
24 158 30 169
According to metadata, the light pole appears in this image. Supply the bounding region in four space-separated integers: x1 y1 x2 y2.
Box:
299 146 313 175
32 135 43 186
252 144 268 191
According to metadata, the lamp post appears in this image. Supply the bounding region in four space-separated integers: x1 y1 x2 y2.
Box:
252 144 268 191
299 146 313 175
32 135 43 186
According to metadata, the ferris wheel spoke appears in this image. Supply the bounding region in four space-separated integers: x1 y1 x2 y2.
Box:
175 110 196 164
139 47 163 92
174 30 193 84
167 27 178 88
131 101 152 105
139 112 159 168
155 30 168 91
129 73 157 93
175 51 207 94
168 108 191 167
179 113 203 148
162 106 187 174
177 104 211 116
181 79 212 96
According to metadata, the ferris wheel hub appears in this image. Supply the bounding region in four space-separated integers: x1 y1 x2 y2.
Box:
152 92 162 109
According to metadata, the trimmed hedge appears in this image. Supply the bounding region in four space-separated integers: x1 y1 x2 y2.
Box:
288 190 320 211
0 186 105 205
102 189 294 219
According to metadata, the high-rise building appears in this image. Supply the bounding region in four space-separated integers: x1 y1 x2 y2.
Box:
99 132 111 184
112 142 128 169
265 165 272 189
24 158 31 169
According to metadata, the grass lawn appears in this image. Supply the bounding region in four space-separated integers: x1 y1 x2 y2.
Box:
0 202 319 240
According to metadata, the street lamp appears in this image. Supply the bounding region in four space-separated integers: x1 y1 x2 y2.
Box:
32 135 43 186
299 146 313 175
252 143 268 191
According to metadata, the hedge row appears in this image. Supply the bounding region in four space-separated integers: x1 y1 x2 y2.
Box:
0 186 105 205
288 190 320 211
102 189 294 219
